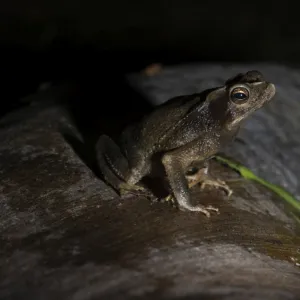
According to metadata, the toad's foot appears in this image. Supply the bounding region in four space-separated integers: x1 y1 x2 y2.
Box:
182 204 219 218
200 179 233 197
119 182 148 197
162 175 210 206
162 194 219 217
162 194 177 207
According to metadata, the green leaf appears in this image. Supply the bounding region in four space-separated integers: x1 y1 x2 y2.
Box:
215 155 300 212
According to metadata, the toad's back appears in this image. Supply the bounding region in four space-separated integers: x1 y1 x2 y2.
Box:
119 91 214 157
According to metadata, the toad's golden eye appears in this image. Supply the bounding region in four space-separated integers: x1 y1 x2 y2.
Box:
230 87 250 104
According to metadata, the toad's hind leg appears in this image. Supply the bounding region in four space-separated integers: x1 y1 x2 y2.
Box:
96 135 146 195
96 135 129 190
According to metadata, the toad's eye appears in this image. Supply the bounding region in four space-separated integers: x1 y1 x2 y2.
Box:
230 87 249 103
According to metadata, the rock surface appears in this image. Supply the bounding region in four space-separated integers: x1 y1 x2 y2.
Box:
1 64 300 300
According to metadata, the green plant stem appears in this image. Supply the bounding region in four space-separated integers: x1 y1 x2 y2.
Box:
215 155 300 212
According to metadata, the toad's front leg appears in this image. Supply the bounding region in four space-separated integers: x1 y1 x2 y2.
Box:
186 161 233 197
162 150 219 217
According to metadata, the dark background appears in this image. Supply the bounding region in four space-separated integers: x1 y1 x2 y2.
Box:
0 0 298 119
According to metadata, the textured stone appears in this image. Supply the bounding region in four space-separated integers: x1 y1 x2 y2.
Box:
1 64 300 300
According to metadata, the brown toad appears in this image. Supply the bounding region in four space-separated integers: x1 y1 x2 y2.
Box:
96 70 276 216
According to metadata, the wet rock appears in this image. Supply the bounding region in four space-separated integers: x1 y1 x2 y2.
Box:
1 64 300 300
